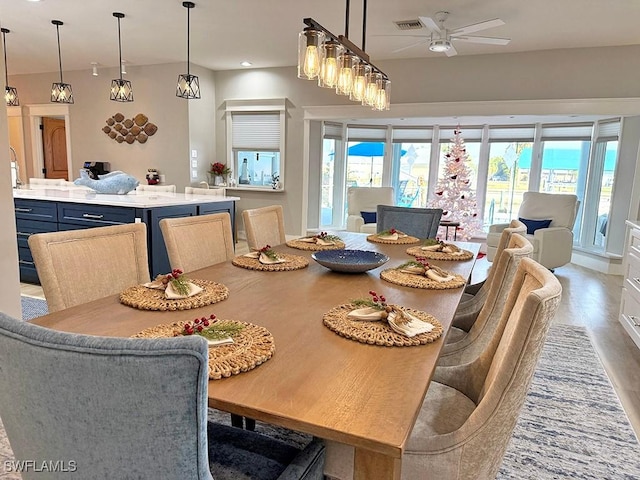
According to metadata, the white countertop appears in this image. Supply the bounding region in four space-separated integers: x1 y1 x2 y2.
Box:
13 186 240 208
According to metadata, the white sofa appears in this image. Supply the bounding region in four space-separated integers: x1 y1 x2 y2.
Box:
486 191 579 270
345 186 394 234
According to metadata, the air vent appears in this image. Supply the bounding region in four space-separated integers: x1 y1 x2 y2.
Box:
394 19 423 31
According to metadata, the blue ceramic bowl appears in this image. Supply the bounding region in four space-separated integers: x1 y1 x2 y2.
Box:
312 249 389 273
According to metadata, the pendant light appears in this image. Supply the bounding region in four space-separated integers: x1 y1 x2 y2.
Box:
51 20 73 104
176 1 200 99
110 12 133 102
2 28 19 106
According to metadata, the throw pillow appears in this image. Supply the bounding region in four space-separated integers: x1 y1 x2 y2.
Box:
361 211 377 224
519 217 552 235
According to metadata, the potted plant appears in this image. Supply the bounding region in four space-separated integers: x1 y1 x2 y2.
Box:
209 162 231 186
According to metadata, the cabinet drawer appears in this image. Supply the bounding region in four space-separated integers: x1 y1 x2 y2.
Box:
57 203 136 227
630 227 640 258
16 219 58 249
14 199 57 223
620 287 640 349
625 250 640 301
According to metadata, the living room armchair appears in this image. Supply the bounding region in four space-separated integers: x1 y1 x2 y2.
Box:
486 191 579 270
345 186 394 234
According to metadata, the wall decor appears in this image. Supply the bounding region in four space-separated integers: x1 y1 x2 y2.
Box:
102 112 157 144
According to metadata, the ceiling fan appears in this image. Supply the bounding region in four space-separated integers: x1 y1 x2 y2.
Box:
391 11 510 57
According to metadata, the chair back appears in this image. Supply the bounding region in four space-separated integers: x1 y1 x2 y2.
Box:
28 178 66 186
376 205 443 238
0 311 212 480
185 186 225 196
518 192 579 229
440 233 534 364
242 205 286 250
136 184 177 193
346 187 394 216
160 213 234 273
28 223 150 312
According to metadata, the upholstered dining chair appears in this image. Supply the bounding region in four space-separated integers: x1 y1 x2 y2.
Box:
486 192 579 270
345 186 395 234
28 223 150 312
160 212 235 273
443 233 533 362
28 177 66 186
323 257 562 480
136 184 177 193
242 205 286 250
456 219 528 321
376 205 443 239
0 312 326 480
185 186 226 196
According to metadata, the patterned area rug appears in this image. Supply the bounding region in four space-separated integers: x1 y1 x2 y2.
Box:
498 324 640 479
20 296 48 321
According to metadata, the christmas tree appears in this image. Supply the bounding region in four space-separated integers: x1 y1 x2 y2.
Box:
429 128 482 240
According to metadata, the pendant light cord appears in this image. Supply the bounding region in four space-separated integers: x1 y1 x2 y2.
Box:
344 0 350 38
186 4 191 76
2 30 9 86
55 24 64 83
362 0 367 52
117 16 123 81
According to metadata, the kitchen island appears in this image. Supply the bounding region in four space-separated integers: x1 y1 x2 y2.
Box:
13 186 240 282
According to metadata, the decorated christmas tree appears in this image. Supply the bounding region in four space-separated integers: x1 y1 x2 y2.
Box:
429 128 482 241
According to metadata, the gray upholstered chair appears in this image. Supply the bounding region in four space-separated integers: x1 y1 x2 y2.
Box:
28 223 150 312
443 233 533 360
345 187 395 234
456 219 528 322
0 312 326 480
376 205 443 239
323 257 562 480
242 205 286 250
160 212 235 273
486 192 579 270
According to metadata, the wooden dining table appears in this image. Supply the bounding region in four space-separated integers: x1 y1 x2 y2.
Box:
31 232 479 480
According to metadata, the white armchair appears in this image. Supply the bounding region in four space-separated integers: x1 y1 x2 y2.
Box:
486 191 579 270
345 186 394 234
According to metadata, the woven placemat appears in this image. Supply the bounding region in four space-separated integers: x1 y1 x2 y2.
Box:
406 246 475 261
120 279 229 311
380 269 466 289
232 253 309 271
286 238 346 251
323 303 443 347
367 234 420 245
132 320 275 380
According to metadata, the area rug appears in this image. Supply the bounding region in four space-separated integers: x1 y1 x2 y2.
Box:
498 324 640 479
20 295 48 321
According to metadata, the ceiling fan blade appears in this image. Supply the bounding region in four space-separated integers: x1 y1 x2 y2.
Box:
392 40 430 53
445 44 458 57
418 16 442 34
454 35 511 45
450 18 505 36
372 34 431 38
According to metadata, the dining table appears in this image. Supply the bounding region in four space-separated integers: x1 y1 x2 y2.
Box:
30 231 479 480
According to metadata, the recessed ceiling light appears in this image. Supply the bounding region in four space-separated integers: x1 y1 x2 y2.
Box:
26 0 42 3
240 61 252 67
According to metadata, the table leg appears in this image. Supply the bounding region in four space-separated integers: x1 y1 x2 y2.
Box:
354 448 401 480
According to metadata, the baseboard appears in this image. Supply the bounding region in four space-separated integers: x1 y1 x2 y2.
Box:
571 250 624 275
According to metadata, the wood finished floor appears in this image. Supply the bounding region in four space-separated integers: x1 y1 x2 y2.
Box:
20 250 640 437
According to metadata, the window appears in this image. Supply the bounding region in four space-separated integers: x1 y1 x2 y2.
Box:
225 99 286 190
391 127 432 208
321 122 344 228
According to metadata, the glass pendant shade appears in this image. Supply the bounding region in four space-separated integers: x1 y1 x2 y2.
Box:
350 63 369 102
318 40 342 88
363 71 380 107
373 78 390 111
2 28 19 106
51 82 73 104
176 73 201 99
110 79 133 102
297 28 325 80
336 52 358 96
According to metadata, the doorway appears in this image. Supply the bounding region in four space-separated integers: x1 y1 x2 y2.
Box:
42 117 68 180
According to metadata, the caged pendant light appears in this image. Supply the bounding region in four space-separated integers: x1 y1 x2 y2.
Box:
1 28 19 106
110 12 133 102
51 20 73 104
176 1 200 99
297 0 390 110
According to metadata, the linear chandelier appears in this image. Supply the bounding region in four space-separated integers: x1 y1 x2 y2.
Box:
2 28 19 106
176 1 200 99
51 20 73 104
110 12 133 102
297 0 390 110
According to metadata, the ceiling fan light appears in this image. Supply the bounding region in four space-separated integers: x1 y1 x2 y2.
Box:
429 39 451 52
298 27 325 80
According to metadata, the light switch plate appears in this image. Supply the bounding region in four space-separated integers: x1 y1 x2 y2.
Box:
191 160 197 168
191 149 198 158
191 170 197 179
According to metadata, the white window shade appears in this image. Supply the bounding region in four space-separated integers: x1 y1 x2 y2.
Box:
347 125 387 142
596 119 620 141
323 122 343 140
439 127 483 141
392 127 433 142
488 126 535 141
541 123 593 141
232 113 281 149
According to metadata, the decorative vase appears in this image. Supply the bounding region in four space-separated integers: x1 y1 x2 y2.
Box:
214 175 225 186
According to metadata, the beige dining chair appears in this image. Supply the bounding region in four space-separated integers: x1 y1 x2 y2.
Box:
136 184 177 193
441 233 533 364
28 223 150 312
185 186 226 196
323 257 562 480
454 219 528 328
28 178 66 186
160 213 235 273
242 205 286 250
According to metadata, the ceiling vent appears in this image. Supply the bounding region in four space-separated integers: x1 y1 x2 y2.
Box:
393 19 423 31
